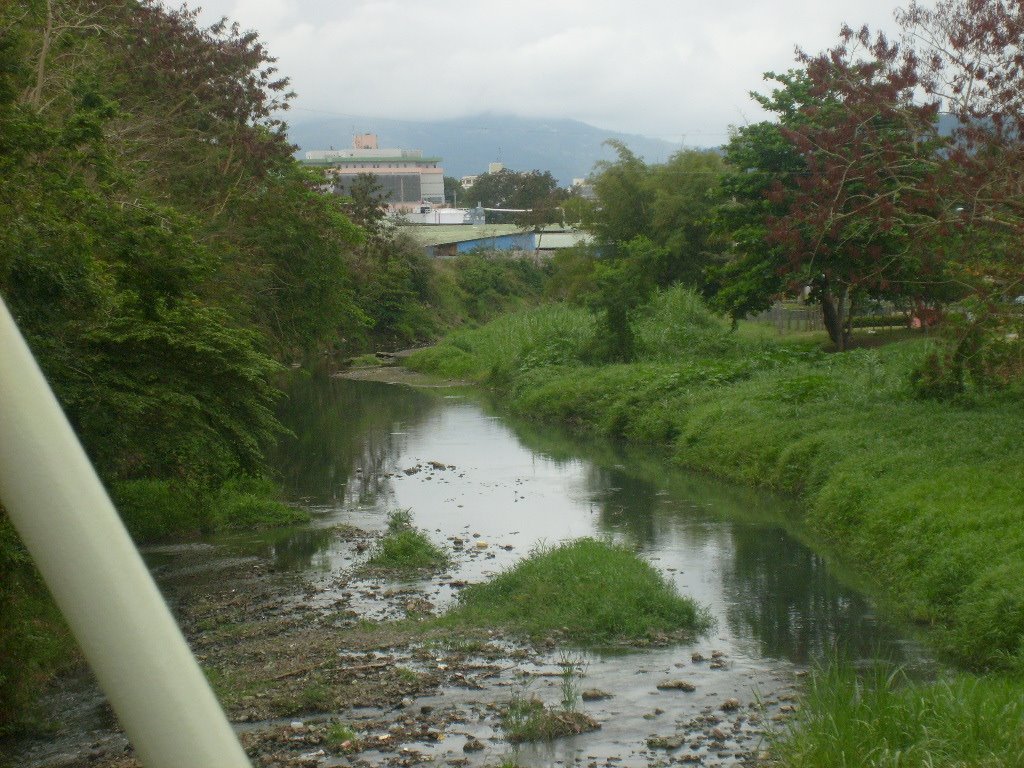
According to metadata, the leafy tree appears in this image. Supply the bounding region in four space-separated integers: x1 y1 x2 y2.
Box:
706 120 803 324
589 141 654 246
443 175 462 206
583 237 664 363
894 0 1024 389
647 149 729 286
710 32 949 349
462 168 566 226
586 142 727 291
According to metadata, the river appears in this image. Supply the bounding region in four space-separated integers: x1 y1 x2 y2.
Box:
8 371 925 768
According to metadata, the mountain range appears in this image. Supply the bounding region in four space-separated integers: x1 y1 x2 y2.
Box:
284 113 689 186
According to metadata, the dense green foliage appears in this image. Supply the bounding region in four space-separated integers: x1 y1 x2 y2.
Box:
409 290 1024 670
772 663 1024 767
0 518 72 736
0 0 547 730
578 141 728 290
442 538 711 643
461 168 566 226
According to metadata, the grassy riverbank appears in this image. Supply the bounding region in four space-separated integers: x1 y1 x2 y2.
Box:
407 288 1024 763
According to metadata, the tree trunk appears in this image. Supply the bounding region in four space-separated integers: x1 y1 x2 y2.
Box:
819 279 851 350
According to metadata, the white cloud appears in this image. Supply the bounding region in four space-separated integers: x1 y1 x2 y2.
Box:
195 0 908 142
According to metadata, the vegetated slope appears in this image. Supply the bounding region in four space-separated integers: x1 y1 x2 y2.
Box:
407 288 1024 672
288 113 682 185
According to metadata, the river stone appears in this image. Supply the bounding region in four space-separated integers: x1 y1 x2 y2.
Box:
656 680 696 691
463 738 485 752
647 735 685 750
721 698 741 712
581 689 612 701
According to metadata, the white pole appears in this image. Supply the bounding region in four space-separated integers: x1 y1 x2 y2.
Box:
0 297 251 768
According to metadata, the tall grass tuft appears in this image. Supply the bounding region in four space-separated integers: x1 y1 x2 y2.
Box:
442 538 711 643
773 663 1024 767
366 509 450 573
406 304 594 382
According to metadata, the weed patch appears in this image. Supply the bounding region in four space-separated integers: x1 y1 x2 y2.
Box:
324 722 360 748
441 538 711 644
772 663 1024 767
365 510 450 574
502 692 600 743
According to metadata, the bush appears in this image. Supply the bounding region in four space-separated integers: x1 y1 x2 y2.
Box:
114 476 306 541
0 514 74 735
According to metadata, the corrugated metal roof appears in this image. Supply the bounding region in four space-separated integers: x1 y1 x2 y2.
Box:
402 224 529 247
534 231 594 249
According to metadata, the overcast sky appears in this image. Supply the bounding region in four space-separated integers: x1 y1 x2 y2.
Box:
193 0 911 145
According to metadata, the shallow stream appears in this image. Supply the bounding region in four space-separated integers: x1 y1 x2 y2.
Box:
9 371 927 768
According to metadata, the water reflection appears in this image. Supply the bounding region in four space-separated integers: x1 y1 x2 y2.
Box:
273 374 920 667
722 525 898 662
275 372 437 505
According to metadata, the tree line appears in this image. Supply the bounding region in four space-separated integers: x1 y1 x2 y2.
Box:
0 0 551 728
565 0 1023 394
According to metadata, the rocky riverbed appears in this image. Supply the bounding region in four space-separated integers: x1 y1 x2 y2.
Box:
9 520 801 768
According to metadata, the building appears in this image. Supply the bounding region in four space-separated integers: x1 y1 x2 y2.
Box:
460 163 506 191
303 134 444 211
401 204 485 225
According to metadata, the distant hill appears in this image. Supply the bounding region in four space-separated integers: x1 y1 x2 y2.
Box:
285 113 687 186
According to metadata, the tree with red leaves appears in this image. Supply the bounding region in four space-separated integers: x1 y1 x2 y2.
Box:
900 0 1024 299
890 0 1024 390
764 26 949 349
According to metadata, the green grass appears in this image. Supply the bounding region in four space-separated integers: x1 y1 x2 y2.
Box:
325 722 360 747
409 288 1024 672
365 510 450 572
440 538 712 644
772 664 1024 767
501 693 600 743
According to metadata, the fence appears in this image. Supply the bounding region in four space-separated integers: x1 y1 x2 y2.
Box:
750 303 825 334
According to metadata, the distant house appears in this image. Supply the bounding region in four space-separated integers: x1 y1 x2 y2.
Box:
303 133 444 211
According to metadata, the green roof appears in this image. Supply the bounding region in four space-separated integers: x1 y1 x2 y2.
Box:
402 224 529 247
